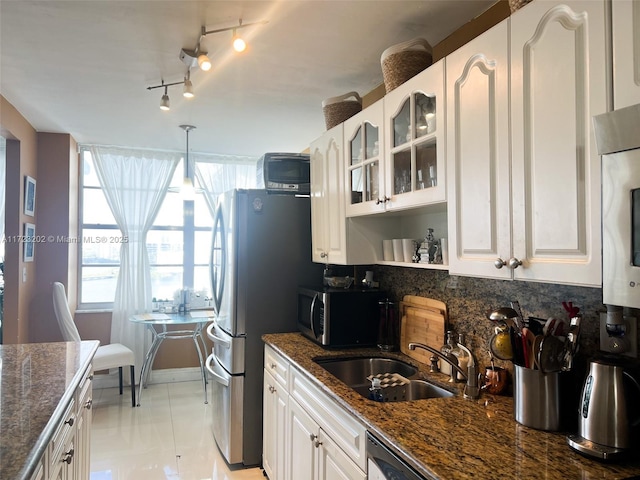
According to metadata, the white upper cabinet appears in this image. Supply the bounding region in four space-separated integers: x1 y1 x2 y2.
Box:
344 100 386 216
612 0 640 109
310 124 346 264
447 0 606 286
310 125 380 265
383 59 446 212
510 0 606 286
446 20 512 280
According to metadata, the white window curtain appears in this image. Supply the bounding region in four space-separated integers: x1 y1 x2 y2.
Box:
193 153 258 215
90 145 179 380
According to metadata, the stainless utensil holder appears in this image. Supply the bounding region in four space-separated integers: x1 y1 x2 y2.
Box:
513 365 561 431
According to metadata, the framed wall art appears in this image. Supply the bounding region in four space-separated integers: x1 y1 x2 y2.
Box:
23 223 35 262
24 175 36 216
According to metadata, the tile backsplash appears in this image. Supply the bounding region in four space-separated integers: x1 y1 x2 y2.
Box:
372 265 638 383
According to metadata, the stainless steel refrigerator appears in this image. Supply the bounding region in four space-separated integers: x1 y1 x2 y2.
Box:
205 189 323 467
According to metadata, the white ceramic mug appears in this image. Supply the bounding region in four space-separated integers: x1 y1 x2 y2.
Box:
392 239 404 262
382 240 394 261
402 239 415 263
441 238 449 265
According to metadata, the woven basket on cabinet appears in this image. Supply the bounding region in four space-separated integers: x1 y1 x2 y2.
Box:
322 91 362 130
381 38 433 93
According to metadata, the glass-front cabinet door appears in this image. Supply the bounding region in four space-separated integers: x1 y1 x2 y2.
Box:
344 100 385 216
384 59 446 211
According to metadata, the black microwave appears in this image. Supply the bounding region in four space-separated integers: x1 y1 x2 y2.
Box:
256 152 310 194
297 286 385 348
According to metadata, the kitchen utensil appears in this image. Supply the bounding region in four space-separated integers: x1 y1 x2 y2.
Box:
399 296 446 363
567 356 640 460
490 325 513 360
486 307 520 328
377 299 398 351
532 335 543 370
514 364 561 431
537 334 565 373
562 301 580 318
510 300 525 328
509 326 524 366
401 295 448 321
483 365 509 395
562 315 582 371
522 327 536 369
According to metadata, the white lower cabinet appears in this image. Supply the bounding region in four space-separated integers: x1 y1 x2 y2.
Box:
42 364 93 480
263 370 288 480
262 345 367 480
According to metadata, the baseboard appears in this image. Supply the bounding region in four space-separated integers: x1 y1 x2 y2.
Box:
92 367 203 390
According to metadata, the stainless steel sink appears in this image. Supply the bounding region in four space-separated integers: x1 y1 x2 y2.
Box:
314 356 454 401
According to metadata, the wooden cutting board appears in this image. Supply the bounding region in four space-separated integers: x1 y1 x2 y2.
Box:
401 295 448 321
399 296 447 364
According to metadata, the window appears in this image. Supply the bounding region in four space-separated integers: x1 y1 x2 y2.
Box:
79 149 213 309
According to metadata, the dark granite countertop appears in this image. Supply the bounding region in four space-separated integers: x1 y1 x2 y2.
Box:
263 333 640 480
0 341 99 480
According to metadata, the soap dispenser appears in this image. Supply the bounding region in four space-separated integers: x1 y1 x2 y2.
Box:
451 333 470 381
440 330 456 376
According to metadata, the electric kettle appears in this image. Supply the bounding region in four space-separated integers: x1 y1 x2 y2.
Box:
567 357 640 460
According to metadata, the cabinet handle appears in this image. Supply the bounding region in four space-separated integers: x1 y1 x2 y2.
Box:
309 433 317 442
320 252 327 258
85 398 93 410
508 258 522 270
88 374 94 381
268 385 276 394
62 448 74 465
494 258 506 269
314 439 323 448
270 362 277 369
375 196 390 205
64 417 74 427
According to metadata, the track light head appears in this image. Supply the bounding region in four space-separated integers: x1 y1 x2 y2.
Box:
160 86 170 110
232 28 246 52
183 75 194 98
197 54 212 71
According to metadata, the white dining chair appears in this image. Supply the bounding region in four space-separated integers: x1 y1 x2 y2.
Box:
52 282 136 407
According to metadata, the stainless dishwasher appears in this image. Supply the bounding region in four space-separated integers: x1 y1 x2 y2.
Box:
367 432 433 480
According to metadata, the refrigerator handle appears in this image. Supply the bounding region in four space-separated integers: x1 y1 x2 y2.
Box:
310 293 319 339
210 205 226 316
206 353 230 387
206 322 231 349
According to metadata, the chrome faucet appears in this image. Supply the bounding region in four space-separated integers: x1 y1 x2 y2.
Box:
408 342 481 400
408 342 466 382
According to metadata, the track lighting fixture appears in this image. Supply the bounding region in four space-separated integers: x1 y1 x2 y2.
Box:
147 78 194 111
200 18 267 61
183 72 194 98
232 28 246 52
160 86 170 111
148 18 267 111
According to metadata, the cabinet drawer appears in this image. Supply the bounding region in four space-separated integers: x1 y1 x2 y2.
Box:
77 365 93 412
49 399 76 472
264 345 289 388
290 367 367 471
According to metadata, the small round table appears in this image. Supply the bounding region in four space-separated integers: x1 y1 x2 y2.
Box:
130 311 213 406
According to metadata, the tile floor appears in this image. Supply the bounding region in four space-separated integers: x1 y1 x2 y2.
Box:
90 381 265 480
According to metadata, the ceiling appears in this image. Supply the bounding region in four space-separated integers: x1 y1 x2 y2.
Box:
0 1 496 157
